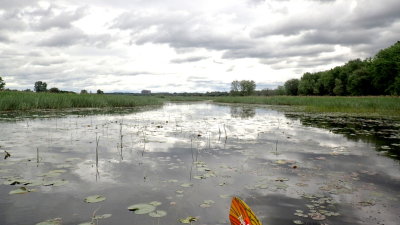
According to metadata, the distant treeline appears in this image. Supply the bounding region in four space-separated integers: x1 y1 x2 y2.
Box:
283 41 400 96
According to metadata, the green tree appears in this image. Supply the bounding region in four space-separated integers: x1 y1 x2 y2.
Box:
239 80 256 96
333 78 345 95
230 80 240 96
80 89 88 94
0 76 5 90
284 78 299 95
347 67 372 95
230 80 256 96
298 73 319 95
34 81 47 92
49 87 60 93
276 86 286 95
391 76 400 95
97 89 104 94
371 41 400 94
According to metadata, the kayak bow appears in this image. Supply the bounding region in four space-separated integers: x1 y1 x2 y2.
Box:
229 197 262 225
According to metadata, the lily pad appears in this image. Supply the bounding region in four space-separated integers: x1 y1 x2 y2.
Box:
127 203 156 214
179 216 198 223
219 194 230 198
93 214 112 219
180 183 193 188
200 200 215 208
149 201 162 206
52 180 69 187
149 210 167 217
36 218 62 225
84 195 106 203
293 220 304 224
310 212 326 221
9 187 35 195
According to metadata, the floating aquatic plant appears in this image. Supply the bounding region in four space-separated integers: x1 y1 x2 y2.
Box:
84 195 106 203
149 210 167 217
179 216 198 223
127 203 156 214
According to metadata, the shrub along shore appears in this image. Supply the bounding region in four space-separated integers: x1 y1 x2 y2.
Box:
1 91 399 118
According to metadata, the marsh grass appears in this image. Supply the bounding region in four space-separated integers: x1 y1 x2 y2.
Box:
214 96 400 117
2 91 399 117
0 91 162 111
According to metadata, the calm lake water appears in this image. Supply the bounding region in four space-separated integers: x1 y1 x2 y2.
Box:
0 102 399 225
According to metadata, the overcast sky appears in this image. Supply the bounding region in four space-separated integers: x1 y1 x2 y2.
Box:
1 0 399 93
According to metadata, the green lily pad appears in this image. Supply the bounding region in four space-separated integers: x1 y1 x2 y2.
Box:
180 183 193 188
78 222 94 225
310 212 326 221
179 216 198 223
149 210 167 217
52 180 69 187
149 201 162 206
36 218 62 225
200 200 215 208
84 195 106 203
127 203 156 214
9 187 35 195
293 220 304 224
219 194 230 199
93 214 112 219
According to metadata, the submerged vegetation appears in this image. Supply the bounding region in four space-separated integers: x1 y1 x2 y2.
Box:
0 91 162 111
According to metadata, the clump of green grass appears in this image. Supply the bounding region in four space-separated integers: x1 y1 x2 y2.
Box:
213 96 400 117
0 91 162 111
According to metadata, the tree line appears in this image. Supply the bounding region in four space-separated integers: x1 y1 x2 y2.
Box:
0 79 104 94
283 41 400 96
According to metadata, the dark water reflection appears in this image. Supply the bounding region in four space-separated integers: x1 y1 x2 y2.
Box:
0 103 399 225
285 113 400 159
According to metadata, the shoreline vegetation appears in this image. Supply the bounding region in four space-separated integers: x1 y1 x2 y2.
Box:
1 91 399 118
0 91 162 111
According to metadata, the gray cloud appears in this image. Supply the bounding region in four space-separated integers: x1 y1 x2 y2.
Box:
32 6 87 31
295 29 375 45
37 28 112 47
0 0 35 10
170 56 208 64
113 10 254 51
0 33 10 43
31 58 66 66
251 0 400 39
1 0 400 93
0 10 28 31
349 0 400 29
37 29 87 47
223 44 334 59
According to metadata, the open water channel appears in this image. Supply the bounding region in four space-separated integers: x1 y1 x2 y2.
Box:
0 102 399 225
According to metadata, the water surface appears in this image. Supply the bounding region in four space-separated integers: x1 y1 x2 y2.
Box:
0 102 399 225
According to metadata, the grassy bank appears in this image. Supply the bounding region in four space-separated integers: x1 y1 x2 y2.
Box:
2 92 399 118
0 91 162 111
213 96 400 117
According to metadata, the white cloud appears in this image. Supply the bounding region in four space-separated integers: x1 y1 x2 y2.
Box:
0 0 399 92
